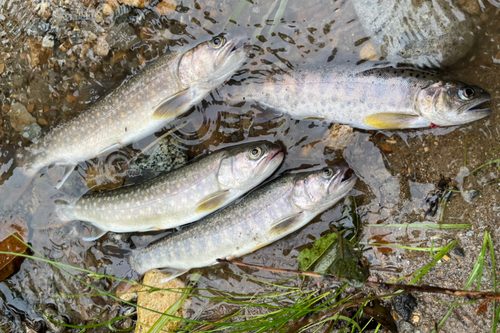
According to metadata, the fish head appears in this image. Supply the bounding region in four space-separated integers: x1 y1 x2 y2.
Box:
415 79 492 126
217 141 284 190
178 29 250 90
291 163 357 213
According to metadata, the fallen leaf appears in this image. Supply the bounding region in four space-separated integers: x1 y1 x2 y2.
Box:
0 216 29 282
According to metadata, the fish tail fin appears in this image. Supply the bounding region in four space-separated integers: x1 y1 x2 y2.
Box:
0 167 37 209
30 180 77 230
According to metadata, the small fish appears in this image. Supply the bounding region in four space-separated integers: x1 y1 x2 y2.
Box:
55 142 284 241
218 64 492 130
128 163 356 279
2 30 250 205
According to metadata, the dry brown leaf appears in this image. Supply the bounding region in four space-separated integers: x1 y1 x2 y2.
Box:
0 216 29 282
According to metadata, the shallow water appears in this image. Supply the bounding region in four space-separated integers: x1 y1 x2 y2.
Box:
0 0 499 331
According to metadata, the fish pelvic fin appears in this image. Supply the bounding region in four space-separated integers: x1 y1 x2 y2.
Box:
152 88 192 120
158 268 189 283
195 190 230 213
268 212 305 236
82 223 108 242
363 113 431 129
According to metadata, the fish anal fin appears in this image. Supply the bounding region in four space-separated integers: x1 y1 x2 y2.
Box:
96 144 122 158
157 268 189 283
54 164 77 190
364 113 430 129
195 190 230 213
152 89 192 120
268 213 305 236
82 224 108 242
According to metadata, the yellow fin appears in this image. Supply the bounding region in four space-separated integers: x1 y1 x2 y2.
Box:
268 213 304 236
364 113 425 129
195 190 230 213
152 89 191 120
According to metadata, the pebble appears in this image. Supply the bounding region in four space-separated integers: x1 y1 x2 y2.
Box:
424 147 429 152
94 35 110 56
155 0 177 16
102 4 114 16
118 0 150 8
8 102 36 132
22 123 42 142
0 62 4 74
42 34 55 48
359 42 378 61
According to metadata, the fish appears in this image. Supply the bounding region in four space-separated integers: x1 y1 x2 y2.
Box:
128 163 357 279
1 30 250 205
55 142 284 241
217 64 492 130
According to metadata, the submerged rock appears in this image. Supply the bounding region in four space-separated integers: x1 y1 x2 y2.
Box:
130 137 188 172
8 102 36 132
22 123 42 142
351 0 477 67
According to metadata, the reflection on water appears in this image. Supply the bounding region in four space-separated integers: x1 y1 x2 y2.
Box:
0 0 499 330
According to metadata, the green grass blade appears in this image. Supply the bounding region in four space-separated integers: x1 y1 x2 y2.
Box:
364 223 471 229
361 242 445 252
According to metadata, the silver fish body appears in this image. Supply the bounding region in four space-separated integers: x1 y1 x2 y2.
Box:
129 164 356 275
57 142 283 237
22 31 249 177
219 64 492 130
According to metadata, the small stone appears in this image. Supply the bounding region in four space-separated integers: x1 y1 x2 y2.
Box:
379 143 392 153
2 105 9 114
37 2 52 19
454 247 465 257
42 34 55 48
459 0 481 15
360 42 378 61
27 104 35 112
322 124 354 149
442 254 451 261
8 102 36 132
494 51 500 63
393 294 418 322
38 118 49 126
95 9 104 23
0 62 4 74
102 4 114 16
118 0 150 8
413 315 420 323
424 147 429 152
94 35 110 56
155 0 177 16
22 123 42 142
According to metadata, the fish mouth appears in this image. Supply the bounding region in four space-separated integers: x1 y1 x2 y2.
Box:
463 98 493 121
332 164 357 194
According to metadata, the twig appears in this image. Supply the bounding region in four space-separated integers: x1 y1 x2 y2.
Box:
217 259 500 300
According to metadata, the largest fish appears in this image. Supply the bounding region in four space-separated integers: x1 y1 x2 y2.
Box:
129 164 356 278
217 64 492 130
1 30 250 205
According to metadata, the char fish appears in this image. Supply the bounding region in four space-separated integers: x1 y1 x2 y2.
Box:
56 142 284 241
129 164 356 278
218 64 492 130
2 30 249 205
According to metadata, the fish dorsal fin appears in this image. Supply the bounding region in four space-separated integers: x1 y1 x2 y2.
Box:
152 88 192 120
268 213 305 236
364 113 431 129
195 190 230 213
82 224 108 242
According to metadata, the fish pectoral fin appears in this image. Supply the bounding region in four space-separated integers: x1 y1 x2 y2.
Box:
195 190 230 213
157 268 189 283
364 113 431 129
152 89 192 120
82 224 108 242
268 212 305 236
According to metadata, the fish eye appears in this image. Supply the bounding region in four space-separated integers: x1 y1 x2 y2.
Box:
459 87 475 100
210 36 226 49
321 167 334 179
249 147 263 159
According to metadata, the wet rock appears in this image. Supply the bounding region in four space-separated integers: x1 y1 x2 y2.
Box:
118 0 150 8
106 23 141 50
135 270 189 333
50 7 69 28
103 3 114 16
27 37 53 67
42 305 69 333
393 294 418 322
156 0 177 16
22 123 42 142
323 124 355 150
8 102 36 132
454 247 465 257
351 0 477 67
94 35 110 56
130 136 188 172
